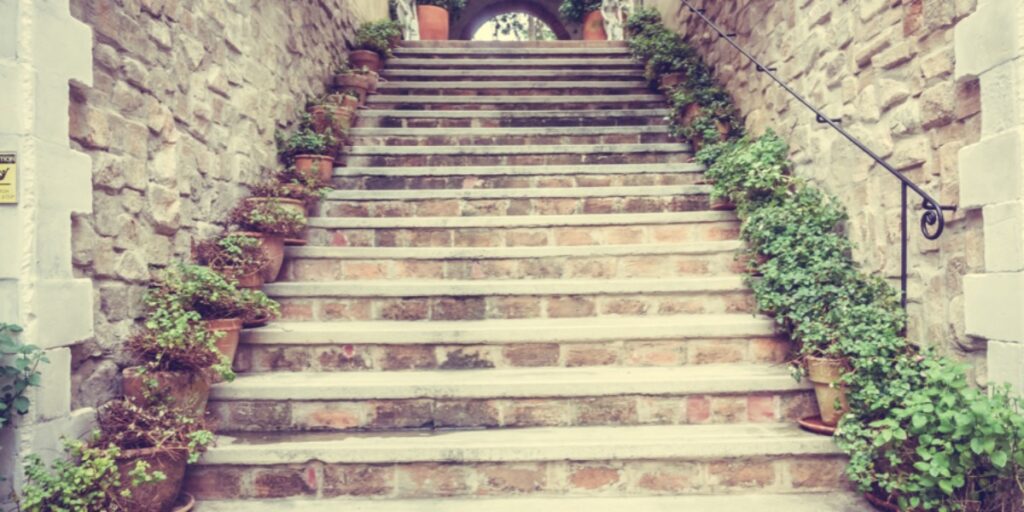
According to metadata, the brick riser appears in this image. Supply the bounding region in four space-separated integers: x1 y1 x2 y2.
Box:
378 87 653 97
358 116 668 129
344 152 690 167
321 196 712 217
370 101 666 111
185 456 848 501
234 337 792 373
331 172 700 190
208 391 815 433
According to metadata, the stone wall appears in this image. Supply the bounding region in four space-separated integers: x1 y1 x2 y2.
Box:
646 0 986 376
66 0 377 409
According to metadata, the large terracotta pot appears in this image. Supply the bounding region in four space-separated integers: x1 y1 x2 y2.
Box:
237 231 286 283
245 197 307 219
678 102 731 151
806 356 850 426
205 318 243 363
114 446 188 512
349 49 382 73
417 5 450 41
309 104 355 137
293 154 335 183
334 74 372 105
582 10 607 40
122 367 210 418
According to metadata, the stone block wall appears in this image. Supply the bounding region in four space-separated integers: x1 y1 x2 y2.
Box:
646 0 986 375
66 0 374 409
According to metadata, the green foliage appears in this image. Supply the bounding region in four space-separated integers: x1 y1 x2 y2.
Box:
489 13 557 41
276 114 337 160
354 20 402 56
19 440 124 512
229 197 307 238
0 323 47 429
96 399 215 465
624 7 661 37
417 0 466 17
194 233 269 277
558 0 601 22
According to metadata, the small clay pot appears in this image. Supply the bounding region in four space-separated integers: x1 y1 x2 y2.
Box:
172 493 196 512
114 447 189 512
349 49 382 73
309 104 355 137
582 10 607 40
205 318 243 363
806 356 850 426
237 231 286 283
333 74 372 105
417 5 450 40
215 266 264 289
122 367 211 418
293 154 335 183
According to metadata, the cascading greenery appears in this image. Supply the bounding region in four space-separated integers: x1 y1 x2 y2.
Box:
627 8 1024 511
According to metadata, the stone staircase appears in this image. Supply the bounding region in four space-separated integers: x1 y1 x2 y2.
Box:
187 41 864 511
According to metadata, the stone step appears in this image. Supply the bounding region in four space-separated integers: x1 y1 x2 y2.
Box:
194 494 870 512
208 365 813 432
376 80 650 97
381 68 645 81
320 186 713 218
282 241 746 282
354 108 669 129
234 315 786 373
347 131 673 148
367 94 665 111
391 47 633 57
343 143 690 168
185 424 847 500
267 277 756 321
385 57 641 69
397 41 629 48
333 163 703 190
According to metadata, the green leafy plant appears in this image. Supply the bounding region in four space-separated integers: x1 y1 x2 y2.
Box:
1 323 47 429
251 177 331 209
558 0 602 22
417 0 466 17
18 440 124 511
276 114 337 161
96 399 215 465
355 20 403 56
193 233 269 278
229 197 307 239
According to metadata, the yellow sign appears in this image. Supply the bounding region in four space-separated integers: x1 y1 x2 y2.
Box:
0 153 15 204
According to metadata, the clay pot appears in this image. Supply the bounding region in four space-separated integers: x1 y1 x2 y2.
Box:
245 197 306 219
678 103 731 151
417 5 450 40
309 104 355 137
582 10 607 40
349 49 382 73
215 266 264 289
659 71 687 90
172 493 196 512
114 447 189 512
237 231 286 283
864 491 900 512
243 310 273 328
334 74 372 105
122 367 211 418
294 154 335 183
205 318 243 363
806 356 850 426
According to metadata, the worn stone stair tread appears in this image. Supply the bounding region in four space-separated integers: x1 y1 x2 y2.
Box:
398 41 629 48
392 47 633 56
335 162 699 177
241 314 775 346
286 241 743 261
367 94 661 104
377 80 647 90
211 364 807 401
344 143 691 156
348 126 672 137
262 276 748 298
382 69 645 79
306 212 734 229
326 185 711 201
386 58 641 68
356 108 669 119
195 494 868 512
198 423 840 465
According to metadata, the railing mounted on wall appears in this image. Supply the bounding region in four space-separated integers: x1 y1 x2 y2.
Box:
678 0 957 309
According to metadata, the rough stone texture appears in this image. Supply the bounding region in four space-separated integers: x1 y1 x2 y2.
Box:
66 1 373 408
648 0 984 369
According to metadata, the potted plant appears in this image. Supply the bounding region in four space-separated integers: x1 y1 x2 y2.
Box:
19 440 125 511
668 86 735 152
333 61 378 105
351 19 403 72
277 117 338 179
416 0 466 40
230 198 307 282
559 0 605 40
307 92 359 139
193 233 270 289
95 399 214 512
249 180 329 246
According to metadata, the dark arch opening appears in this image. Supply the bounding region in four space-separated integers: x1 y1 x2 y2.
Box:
455 0 571 40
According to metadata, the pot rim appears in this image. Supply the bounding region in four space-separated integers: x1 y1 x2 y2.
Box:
293 154 335 161
244 196 305 207
204 317 243 329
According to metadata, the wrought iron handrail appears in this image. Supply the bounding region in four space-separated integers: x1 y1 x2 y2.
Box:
678 0 956 308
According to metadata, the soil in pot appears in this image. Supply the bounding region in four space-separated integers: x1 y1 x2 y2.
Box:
293 154 335 183
349 49 382 73
236 231 286 283
121 367 210 418
114 447 188 512
582 10 608 40
206 318 243 363
417 5 450 40
806 356 850 426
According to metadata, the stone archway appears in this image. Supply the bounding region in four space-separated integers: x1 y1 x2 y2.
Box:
452 0 578 41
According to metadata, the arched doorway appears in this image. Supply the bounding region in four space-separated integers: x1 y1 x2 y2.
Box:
452 0 575 40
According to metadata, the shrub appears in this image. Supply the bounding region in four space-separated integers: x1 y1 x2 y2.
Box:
18 440 123 511
558 0 602 22
354 20 402 56
1 323 47 429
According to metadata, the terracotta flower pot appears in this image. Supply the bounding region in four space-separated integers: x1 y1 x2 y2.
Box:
309 104 355 136
864 491 900 512
205 318 243 363
349 49 382 73
237 231 286 283
417 5 450 41
806 356 850 426
114 446 189 512
173 493 196 512
245 197 307 219
122 367 211 418
582 10 607 40
215 266 264 289
334 74 372 105
678 103 731 151
293 154 335 183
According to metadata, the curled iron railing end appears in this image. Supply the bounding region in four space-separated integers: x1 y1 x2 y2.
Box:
920 201 947 240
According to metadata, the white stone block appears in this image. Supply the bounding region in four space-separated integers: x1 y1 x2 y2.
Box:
959 127 1024 208
0 208 20 279
980 61 1023 137
31 0 93 85
36 138 93 214
0 280 19 322
34 207 72 279
27 347 70 422
983 201 1024 272
0 62 23 137
988 340 1024 395
33 278 93 349
0 0 17 61
955 0 1022 80
964 272 1024 342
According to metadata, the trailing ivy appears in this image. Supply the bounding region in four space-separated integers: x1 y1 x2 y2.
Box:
628 9 1024 510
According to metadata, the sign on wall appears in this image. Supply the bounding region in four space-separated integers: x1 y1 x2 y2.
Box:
0 153 15 204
